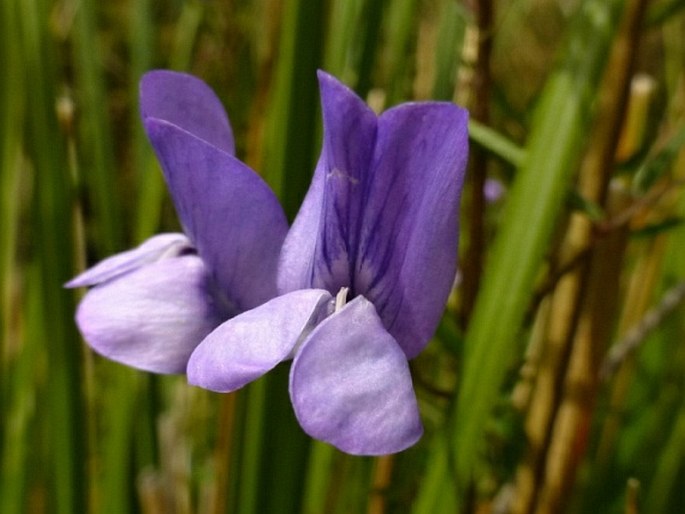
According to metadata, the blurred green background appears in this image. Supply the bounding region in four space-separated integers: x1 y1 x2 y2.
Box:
2 0 685 512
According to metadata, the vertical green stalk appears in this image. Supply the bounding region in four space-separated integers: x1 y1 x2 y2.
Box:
0 5 30 487
73 0 123 254
322 0 388 100
262 0 326 218
301 442 337 514
0 0 21 314
353 0 385 99
131 0 165 244
96 368 140 514
0 0 24 380
169 0 205 72
256 366 311 514
21 0 87 512
72 2 142 512
323 0 364 79
336 455 374 514
411 433 457 514
383 0 420 105
234 381 267 514
431 0 467 101
644 398 685 513
0 268 41 514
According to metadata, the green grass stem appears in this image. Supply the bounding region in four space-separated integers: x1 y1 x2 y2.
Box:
22 0 88 512
73 0 123 254
262 0 326 218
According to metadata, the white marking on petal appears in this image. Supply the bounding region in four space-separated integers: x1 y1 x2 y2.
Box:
327 167 359 185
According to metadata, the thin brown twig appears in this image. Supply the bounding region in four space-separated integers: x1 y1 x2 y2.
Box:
460 0 493 324
531 177 685 314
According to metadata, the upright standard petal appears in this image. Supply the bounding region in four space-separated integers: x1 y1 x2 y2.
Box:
65 233 191 288
280 73 468 359
278 71 377 294
140 70 235 154
354 103 469 358
188 289 333 393
75 255 225 374
144 119 289 311
289 296 422 455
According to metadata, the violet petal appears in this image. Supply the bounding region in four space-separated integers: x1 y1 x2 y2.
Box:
187 289 333 393
289 296 422 455
75 255 224 374
278 71 377 294
144 119 289 311
140 70 235 154
65 233 191 288
279 72 468 358
354 102 469 358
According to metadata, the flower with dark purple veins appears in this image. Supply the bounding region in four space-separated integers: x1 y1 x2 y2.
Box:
188 71 469 455
66 71 288 373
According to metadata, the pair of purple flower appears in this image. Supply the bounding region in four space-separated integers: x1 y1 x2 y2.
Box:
68 70 468 455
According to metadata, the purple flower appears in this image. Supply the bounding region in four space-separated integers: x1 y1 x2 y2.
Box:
188 72 469 454
66 71 288 373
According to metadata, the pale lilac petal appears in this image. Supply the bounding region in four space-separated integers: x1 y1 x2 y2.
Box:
354 103 468 358
277 156 325 292
290 296 422 455
278 71 377 294
75 255 224 374
144 119 288 311
65 233 191 288
188 289 333 392
140 70 235 154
